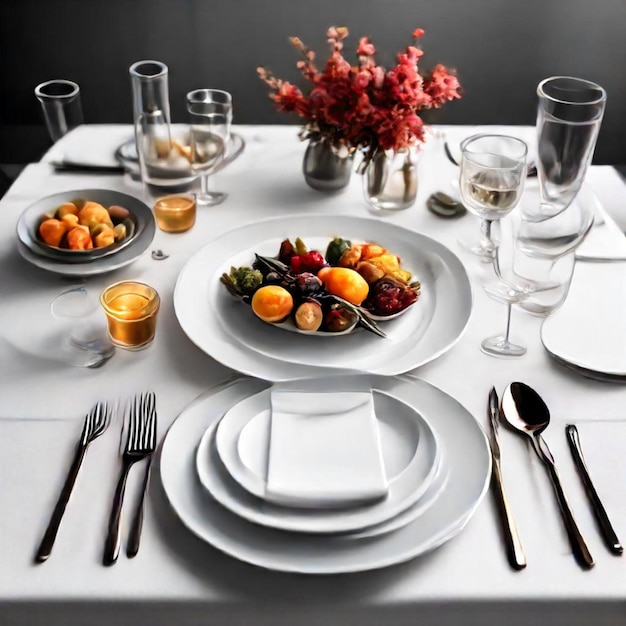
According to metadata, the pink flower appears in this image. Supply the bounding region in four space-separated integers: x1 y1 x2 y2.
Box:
258 26 462 165
357 37 375 56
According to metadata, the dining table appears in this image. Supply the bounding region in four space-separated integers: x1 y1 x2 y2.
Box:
0 123 624 626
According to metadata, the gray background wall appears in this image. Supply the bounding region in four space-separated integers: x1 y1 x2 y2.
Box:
1 0 625 164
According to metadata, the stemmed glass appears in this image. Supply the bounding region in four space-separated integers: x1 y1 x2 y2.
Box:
186 89 232 206
458 134 528 262
526 76 606 222
481 199 594 357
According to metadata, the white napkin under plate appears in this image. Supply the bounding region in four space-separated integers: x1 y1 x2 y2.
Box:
266 391 388 508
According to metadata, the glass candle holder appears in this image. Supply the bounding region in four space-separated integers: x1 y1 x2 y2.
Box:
100 281 160 350
153 194 196 232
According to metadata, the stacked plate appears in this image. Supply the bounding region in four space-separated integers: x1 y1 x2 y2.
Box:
15 189 156 277
174 215 473 381
541 261 626 382
159 374 491 574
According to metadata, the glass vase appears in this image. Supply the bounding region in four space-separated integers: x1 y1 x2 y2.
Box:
302 138 353 192
129 60 195 192
363 148 419 211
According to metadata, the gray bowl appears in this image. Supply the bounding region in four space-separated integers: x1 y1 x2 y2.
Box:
17 189 150 264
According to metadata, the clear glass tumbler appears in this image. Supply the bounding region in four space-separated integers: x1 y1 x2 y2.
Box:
528 76 606 222
35 79 83 142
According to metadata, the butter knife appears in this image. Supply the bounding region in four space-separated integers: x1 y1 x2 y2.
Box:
488 387 527 570
565 424 623 555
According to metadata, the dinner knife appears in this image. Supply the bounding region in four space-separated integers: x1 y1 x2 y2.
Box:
488 387 527 570
565 424 623 555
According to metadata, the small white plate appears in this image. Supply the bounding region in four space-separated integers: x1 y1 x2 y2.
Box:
159 374 491 574
198 388 441 534
212 388 440 510
541 262 626 376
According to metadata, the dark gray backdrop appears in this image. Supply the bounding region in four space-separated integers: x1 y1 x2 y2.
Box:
1 0 624 163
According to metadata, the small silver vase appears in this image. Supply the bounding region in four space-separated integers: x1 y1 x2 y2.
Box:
302 139 353 192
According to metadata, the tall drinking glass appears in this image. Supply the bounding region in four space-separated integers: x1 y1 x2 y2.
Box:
459 134 528 262
35 79 83 142
526 76 606 222
186 89 232 206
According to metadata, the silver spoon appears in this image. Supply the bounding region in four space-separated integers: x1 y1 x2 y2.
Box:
501 382 594 569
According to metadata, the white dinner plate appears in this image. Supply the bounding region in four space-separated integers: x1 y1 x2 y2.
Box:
541 262 626 377
15 191 155 277
159 374 491 574
201 387 441 533
174 216 472 381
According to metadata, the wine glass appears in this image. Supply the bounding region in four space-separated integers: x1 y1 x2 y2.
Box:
458 134 528 262
481 202 593 357
186 89 232 206
525 76 606 223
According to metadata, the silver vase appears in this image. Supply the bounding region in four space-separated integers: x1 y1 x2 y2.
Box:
302 139 353 192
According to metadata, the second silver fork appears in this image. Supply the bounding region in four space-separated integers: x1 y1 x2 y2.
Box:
103 392 156 566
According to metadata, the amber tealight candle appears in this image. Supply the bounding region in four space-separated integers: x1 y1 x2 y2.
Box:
100 281 160 350
153 194 196 233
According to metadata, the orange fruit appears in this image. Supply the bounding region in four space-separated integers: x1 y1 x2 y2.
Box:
318 267 369 305
251 285 294 323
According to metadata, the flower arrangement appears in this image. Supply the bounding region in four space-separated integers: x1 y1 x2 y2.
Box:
257 26 462 169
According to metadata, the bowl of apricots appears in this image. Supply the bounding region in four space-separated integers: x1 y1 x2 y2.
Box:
17 189 147 263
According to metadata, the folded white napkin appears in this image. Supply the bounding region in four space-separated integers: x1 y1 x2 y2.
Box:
266 391 388 508
44 124 134 167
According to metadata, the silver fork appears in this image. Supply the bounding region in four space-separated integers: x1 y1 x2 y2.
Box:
126 394 157 558
35 402 111 563
103 392 156 566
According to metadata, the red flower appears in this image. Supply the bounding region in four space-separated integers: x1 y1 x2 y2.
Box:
258 26 462 167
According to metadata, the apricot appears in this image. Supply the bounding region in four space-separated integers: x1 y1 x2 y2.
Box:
93 224 116 248
39 218 66 247
78 202 112 229
61 213 80 230
317 267 369 305
66 226 93 250
251 285 294 323
56 202 79 219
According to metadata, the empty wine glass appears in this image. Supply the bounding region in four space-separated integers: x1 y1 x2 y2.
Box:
458 134 528 262
525 76 606 222
186 89 232 206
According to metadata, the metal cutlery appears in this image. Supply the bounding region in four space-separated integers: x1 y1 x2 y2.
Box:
126 397 157 558
35 402 111 563
103 392 157 566
487 387 527 570
501 382 594 569
49 160 126 174
565 424 623 555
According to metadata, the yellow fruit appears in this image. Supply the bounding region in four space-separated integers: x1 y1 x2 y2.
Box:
317 267 369 305
251 285 294 323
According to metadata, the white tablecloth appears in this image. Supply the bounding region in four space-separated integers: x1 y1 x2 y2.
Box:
0 125 625 626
